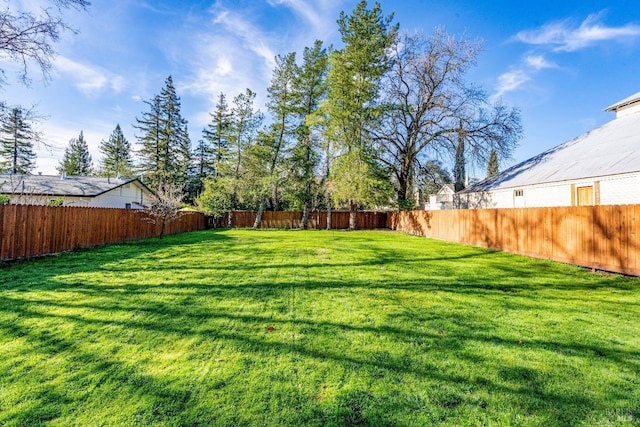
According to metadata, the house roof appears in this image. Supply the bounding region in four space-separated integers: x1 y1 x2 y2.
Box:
0 174 152 197
604 91 640 112
461 94 640 193
438 184 455 195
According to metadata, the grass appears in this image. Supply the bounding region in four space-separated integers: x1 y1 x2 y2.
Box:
0 229 639 426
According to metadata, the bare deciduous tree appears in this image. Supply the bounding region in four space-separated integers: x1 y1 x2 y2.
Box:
140 183 185 239
0 0 89 86
373 29 522 208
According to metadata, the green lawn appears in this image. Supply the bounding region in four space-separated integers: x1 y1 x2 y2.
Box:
1 229 639 426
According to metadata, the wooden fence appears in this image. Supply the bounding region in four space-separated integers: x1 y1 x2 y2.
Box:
388 205 640 276
5 203 639 276
0 205 206 261
213 210 388 230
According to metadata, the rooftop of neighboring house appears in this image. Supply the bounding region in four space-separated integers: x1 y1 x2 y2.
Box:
0 174 151 197
461 91 640 193
604 91 640 115
438 184 455 195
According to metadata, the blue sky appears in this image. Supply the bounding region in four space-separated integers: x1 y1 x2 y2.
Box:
3 0 640 176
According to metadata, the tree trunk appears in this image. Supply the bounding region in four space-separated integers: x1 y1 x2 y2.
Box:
301 181 311 229
454 125 466 192
349 201 357 231
326 198 332 230
397 155 414 209
159 218 166 239
253 198 266 229
227 210 233 228
302 204 310 230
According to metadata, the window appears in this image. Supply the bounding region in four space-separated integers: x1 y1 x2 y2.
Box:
514 189 524 197
577 186 593 206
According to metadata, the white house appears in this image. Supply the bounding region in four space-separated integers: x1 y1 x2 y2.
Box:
456 91 640 209
0 174 153 209
426 184 456 210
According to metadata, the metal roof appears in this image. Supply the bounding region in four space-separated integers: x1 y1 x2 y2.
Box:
0 174 150 197
605 91 640 112
461 104 640 193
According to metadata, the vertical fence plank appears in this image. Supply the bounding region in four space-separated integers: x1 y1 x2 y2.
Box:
0 206 206 261
389 206 640 276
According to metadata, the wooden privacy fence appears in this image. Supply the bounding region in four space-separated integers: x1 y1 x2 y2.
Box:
213 210 388 230
388 205 640 276
0 205 206 261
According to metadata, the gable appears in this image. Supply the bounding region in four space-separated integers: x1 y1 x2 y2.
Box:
0 175 152 198
463 103 640 193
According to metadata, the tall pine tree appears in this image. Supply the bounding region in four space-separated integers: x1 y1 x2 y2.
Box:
454 125 466 192
135 76 191 190
161 76 192 188
487 148 499 178
0 106 38 174
325 0 397 229
290 40 329 229
202 92 232 177
57 131 92 176
197 89 262 226
191 138 213 197
98 124 133 177
253 51 299 228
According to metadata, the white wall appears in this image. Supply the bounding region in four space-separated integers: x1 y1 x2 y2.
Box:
599 174 640 205
5 182 151 209
457 171 640 209
89 182 149 208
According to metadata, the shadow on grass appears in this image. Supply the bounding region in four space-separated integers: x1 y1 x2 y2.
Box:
0 229 638 426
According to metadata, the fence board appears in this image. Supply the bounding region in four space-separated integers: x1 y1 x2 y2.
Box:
0 205 205 261
6 203 639 276
389 205 640 276
215 211 385 231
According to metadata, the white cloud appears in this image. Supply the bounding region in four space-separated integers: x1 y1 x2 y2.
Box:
178 32 269 125
266 0 343 36
215 57 233 76
514 12 640 52
524 55 557 70
53 56 126 97
492 54 558 100
212 9 277 70
493 69 531 101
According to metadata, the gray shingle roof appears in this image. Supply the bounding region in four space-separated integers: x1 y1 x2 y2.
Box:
0 174 149 197
462 100 640 193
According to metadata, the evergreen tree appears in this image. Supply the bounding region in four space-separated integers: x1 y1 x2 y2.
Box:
253 52 299 228
135 95 164 185
191 138 212 197
202 89 262 226
161 76 192 187
98 124 133 177
196 90 263 223
325 0 397 229
487 149 499 178
0 106 38 174
135 75 191 189
289 40 329 229
57 131 92 176
203 92 232 176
